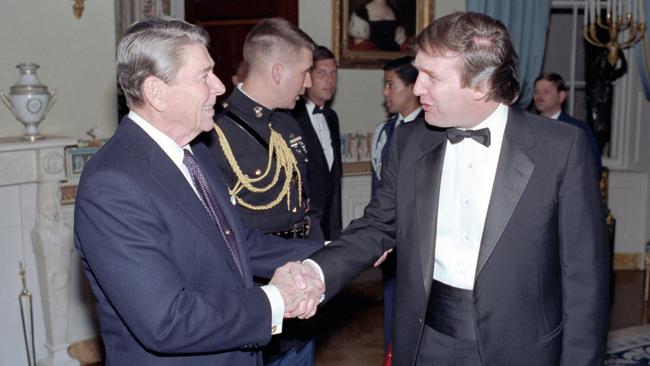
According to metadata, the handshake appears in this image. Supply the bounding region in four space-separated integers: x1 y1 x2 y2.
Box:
269 261 325 319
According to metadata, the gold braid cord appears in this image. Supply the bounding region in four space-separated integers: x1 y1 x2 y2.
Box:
212 122 302 211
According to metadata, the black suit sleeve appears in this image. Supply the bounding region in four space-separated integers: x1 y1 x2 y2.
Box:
558 130 610 365
309 124 400 299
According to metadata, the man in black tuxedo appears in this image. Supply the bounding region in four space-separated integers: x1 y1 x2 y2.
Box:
295 11 610 366
291 46 342 241
533 72 602 177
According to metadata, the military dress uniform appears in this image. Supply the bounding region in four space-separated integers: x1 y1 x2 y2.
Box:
205 87 323 241
202 86 322 365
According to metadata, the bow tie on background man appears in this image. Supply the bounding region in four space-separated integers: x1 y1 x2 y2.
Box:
312 106 325 115
445 127 491 147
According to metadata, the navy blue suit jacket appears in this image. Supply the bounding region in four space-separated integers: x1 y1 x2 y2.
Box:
557 111 602 177
74 117 320 365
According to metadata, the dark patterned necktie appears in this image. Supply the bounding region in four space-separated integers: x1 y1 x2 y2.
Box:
183 149 244 279
445 127 491 147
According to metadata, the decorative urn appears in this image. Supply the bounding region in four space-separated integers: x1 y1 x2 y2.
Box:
1 63 57 141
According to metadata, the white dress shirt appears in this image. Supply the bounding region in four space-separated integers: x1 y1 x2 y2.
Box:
305 99 335 170
433 103 508 290
128 111 285 333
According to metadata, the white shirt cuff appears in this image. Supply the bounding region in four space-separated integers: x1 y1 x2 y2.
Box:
302 259 325 303
261 285 284 335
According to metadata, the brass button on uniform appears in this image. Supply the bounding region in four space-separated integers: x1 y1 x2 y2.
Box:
254 106 263 118
224 229 231 235
255 169 262 176
291 207 297 213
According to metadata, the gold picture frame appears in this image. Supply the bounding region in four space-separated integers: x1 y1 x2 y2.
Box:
333 0 435 68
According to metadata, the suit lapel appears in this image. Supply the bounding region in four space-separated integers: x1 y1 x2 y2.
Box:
192 141 253 283
117 120 220 248
142 135 248 287
475 110 535 278
415 134 446 294
148 151 220 242
119 119 249 286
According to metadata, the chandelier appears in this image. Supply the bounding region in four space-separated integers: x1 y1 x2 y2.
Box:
583 0 646 65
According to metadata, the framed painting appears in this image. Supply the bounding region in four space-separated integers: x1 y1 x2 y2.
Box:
333 0 434 68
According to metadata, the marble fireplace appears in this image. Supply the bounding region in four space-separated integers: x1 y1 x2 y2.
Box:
0 136 97 366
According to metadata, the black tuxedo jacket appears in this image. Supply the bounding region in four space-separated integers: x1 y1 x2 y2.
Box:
291 99 342 240
310 108 610 366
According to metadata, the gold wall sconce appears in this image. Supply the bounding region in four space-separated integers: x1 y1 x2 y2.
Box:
73 0 85 19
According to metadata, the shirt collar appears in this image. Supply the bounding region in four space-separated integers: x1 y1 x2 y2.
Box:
229 85 273 122
304 98 317 114
398 107 423 124
469 103 507 130
128 111 191 167
549 110 561 120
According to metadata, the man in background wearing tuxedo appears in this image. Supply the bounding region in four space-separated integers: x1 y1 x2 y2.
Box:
291 46 342 241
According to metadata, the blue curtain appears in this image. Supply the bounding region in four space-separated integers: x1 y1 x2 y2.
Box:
633 3 650 100
466 0 551 107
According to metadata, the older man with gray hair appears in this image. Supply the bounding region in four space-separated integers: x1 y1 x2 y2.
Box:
74 16 323 366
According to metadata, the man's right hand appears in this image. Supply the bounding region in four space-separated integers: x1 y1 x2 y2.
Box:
269 262 324 319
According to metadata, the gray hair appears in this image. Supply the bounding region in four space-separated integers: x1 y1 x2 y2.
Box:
243 18 315 72
116 16 209 108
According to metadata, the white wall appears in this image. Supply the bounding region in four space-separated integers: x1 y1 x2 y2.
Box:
609 46 650 261
0 2 116 363
0 0 117 140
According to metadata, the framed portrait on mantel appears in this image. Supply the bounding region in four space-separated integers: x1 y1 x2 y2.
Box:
333 0 434 68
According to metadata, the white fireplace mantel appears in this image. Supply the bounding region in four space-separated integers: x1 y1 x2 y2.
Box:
0 136 88 366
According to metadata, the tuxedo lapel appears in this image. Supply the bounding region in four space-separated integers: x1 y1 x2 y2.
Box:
415 135 446 295
475 111 535 278
300 104 330 170
324 108 341 170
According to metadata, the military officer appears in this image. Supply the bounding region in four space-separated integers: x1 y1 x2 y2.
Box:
200 17 321 366
205 18 321 242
